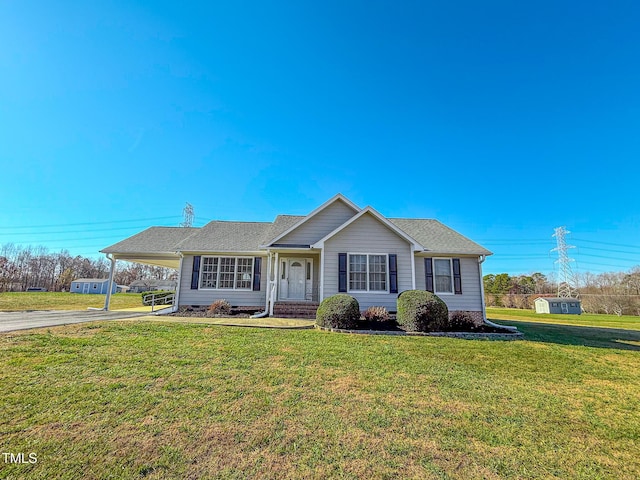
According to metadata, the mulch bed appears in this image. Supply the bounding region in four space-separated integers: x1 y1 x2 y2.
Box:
168 307 513 334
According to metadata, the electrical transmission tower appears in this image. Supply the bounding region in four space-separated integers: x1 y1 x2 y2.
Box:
552 226 579 298
180 203 194 228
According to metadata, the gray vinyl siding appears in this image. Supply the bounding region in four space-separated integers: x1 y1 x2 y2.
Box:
277 199 356 246
323 213 413 310
178 255 267 307
415 256 483 312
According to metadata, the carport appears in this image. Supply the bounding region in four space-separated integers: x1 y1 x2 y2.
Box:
100 226 198 310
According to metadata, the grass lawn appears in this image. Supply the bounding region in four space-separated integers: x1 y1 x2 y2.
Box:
0 292 143 311
1 312 639 479
488 307 640 331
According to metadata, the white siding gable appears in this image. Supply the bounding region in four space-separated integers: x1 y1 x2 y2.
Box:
275 199 357 246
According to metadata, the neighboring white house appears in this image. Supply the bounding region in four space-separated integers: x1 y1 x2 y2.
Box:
71 278 117 294
101 194 492 320
534 297 582 315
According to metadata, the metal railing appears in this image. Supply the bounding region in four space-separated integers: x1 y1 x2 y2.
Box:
143 292 176 312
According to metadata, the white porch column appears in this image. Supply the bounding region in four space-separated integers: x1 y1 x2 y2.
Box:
271 252 279 316
319 249 324 301
478 255 487 321
265 251 272 312
173 253 184 310
103 254 116 311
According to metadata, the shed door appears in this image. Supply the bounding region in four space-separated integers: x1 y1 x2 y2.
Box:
561 302 568 313
82 283 89 293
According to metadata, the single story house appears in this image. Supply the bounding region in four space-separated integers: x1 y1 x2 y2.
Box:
128 279 177 293
534 297 582 314
71 278 117 294
100 194 493 320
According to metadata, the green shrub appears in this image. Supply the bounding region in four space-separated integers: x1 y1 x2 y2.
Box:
207 299 231 316
396 290 448 332
362 306 390 322
141 290 175 306
316 294 360 329
447 311 477 332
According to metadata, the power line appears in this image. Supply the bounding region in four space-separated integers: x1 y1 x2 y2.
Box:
578 246 640 256
573 238 640 250
0 224 167 237
0 215 182 230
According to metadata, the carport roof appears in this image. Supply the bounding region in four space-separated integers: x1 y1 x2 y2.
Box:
101 227 199 254
101 227 199 268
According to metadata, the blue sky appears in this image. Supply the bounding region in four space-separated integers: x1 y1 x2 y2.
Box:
1 0 639 277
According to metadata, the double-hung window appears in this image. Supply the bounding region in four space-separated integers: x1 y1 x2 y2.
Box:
200 256 253 289
433 258 453 294
348 254 388 292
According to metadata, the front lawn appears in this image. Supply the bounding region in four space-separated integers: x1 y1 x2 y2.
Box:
0 292 142 311
1 316 639 479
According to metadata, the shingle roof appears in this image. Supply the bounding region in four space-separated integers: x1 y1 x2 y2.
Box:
101 227 199 254
389 219 492 256
73 278 109 283
260 215 305 246
101 212 491 257
176 221 272 252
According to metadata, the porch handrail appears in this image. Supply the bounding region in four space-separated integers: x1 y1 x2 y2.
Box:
143 292 176 312
268 281 277 316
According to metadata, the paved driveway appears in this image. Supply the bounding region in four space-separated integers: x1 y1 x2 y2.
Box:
0 310 147 333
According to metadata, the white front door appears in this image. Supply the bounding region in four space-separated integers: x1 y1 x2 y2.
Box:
287 260 305 300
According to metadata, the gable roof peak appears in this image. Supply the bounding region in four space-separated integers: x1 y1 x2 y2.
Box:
312 205 425 251
262 193 361 247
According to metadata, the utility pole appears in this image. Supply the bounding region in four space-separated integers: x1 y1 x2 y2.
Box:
180 203 194 228
552 226 579 298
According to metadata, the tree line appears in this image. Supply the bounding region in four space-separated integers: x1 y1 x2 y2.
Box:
484 268 640 316
0 244 175 293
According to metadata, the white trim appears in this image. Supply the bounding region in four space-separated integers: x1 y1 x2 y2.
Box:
410 245 416 290
182 250 265 257
312 207 424 251
478 255 487 321
174 253 184 307
199 255 254 290
265 251 272 303
103 254 116 310
278 257 314 301
262 193 360 247
347 252 389 294
319 249 325 301
273 251 280 298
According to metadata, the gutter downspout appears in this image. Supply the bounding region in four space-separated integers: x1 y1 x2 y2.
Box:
479 255 518 331
103 254 116 311
410 245 416 290
251 251 272 318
